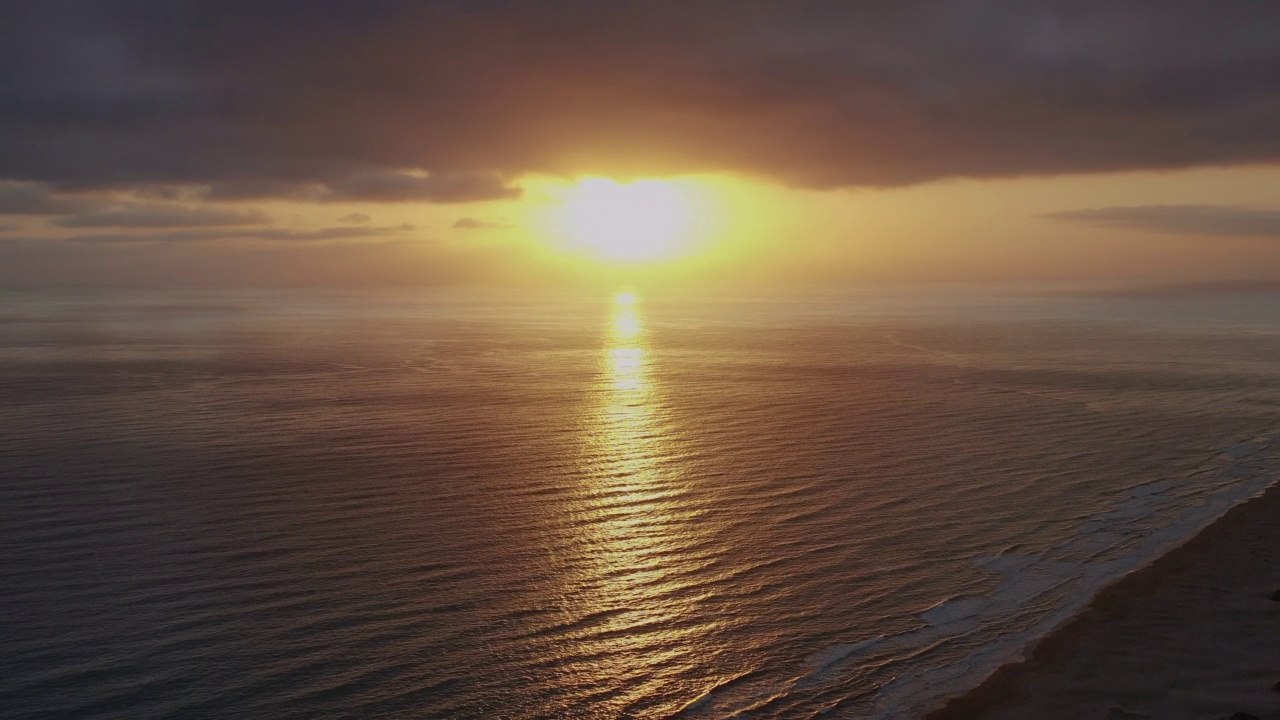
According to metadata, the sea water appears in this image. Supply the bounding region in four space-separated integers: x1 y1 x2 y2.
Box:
2 287 1278 719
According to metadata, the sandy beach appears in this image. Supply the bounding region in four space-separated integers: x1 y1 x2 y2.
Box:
927 480 1280 720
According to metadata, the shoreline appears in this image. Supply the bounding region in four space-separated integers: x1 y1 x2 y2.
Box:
923 476 1280 720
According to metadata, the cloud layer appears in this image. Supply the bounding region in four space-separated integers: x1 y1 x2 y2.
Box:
0 181 271 228
3 1 1279 195
54 206 269 228
58 224 417 245
1044 205 1280 237
453 217 513 230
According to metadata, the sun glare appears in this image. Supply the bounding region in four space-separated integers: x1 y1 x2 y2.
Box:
559 178 697 262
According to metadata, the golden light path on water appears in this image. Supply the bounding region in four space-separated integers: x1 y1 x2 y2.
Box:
565 290 723 713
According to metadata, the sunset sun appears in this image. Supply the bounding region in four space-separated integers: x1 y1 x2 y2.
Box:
559 178 698 261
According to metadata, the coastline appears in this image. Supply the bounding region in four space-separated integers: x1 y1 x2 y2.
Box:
923 476 1280 720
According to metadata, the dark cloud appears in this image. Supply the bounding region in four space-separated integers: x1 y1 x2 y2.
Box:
453 216 513 230
337 212 371 224
0 182 270 227
0 183 100 215
61 223 417 244
254 224 417 242
1 2 1279 193
61 231 235 244
1043 205 1280 237
55 205 269 228
320 171 522 203
132 185 194 201
202 172 521 203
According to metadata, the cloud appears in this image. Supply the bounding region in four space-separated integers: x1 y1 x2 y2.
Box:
0 182 99 215
0 182 271 228
337 212 371 224
202 171 521 204
62 224 417 244
55 205 270 228
60 231 230 244
254 224 417 242
1042 205 1280 238
319 171 522 203
453 217 514 230
1 2 1278 193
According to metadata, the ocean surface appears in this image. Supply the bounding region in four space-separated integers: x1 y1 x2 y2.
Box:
3 287 1279 719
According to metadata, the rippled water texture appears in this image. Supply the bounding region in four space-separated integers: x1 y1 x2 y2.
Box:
3 288 1279 719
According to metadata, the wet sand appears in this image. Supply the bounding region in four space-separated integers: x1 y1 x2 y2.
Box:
926 480 1280 720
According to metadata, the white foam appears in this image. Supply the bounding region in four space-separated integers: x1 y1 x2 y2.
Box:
870 432 1280 720
677 433 1280 720
1222 443 1256 459
921 596 991 626
804 636 886 671
1129 479 1177 497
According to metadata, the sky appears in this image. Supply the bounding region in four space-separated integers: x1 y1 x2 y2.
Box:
2 1 1280 289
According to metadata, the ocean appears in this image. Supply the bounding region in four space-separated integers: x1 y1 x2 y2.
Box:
3 287 1278 719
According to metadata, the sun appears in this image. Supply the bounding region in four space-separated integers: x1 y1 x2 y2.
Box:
558 178 697 261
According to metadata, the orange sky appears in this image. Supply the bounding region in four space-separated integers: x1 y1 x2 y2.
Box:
6 165 1280 289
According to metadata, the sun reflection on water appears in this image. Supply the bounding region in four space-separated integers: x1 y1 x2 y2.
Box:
607 298 648 395
558 291 718 710
593 290 661 490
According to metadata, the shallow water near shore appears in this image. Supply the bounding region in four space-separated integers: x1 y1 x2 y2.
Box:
3 287 1279 719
